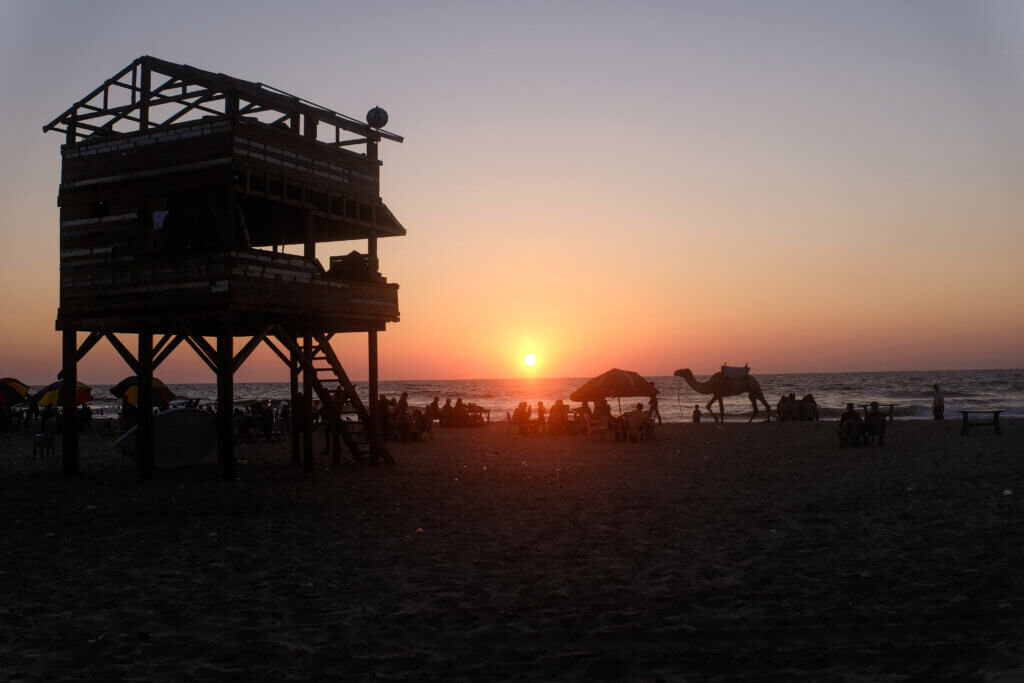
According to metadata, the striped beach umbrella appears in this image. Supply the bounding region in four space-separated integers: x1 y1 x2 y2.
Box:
111 376 175 407
0 378 30 407
36 380 92 408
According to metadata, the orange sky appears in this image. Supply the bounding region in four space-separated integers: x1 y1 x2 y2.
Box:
1 1 1022 384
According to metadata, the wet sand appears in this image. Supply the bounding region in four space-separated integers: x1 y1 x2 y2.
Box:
1 419 1021 681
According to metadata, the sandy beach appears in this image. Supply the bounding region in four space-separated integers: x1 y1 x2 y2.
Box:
1 419 1021 681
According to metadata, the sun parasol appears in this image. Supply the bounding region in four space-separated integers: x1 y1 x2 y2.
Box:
36 380 92 408
0 378 30 407
569 368 658 411
111 376 175 407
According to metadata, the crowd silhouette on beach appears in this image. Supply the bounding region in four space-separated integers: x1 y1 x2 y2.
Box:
1 376 961 456
509 395 660 441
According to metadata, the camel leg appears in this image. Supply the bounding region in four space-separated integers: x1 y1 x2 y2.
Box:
717 396 725 423
705 396 718 423
761 394 772 422
748 393 758 423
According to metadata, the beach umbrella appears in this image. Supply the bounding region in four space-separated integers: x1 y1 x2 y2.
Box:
110 376 175 407
0 378 29 407
569 368 658 411
36 380 92 408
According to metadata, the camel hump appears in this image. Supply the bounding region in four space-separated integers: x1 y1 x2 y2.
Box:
721 363 750 379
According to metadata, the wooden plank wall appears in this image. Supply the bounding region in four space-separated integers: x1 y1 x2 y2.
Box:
58 250 399 330
55 117 400 333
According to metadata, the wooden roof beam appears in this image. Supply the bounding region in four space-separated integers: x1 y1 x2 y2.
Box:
142 55 403 143
44 55 404 145
43 58 143 133
158 92 226 127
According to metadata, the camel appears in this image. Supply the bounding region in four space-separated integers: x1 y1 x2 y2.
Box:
674 368 771 423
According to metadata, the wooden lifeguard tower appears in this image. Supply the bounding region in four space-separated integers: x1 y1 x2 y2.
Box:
43 56 406 478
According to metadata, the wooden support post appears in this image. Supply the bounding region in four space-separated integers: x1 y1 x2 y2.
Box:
138 330 154 479
303 211 315 260
61 329 79 475
302 334 314 474
226 90 239 119
217 332 235 481
290 351 300 466
139 62 151 130
368 329 379 463
368 228 379 278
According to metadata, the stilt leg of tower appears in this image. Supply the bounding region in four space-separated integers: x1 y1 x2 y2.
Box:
138 331 154 479
290 351 300 466
369 330 380 464
217 332 235 481
302 333 314 474
61 328 79 475
272 327 391 466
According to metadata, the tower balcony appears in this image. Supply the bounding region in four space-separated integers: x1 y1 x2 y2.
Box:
57 248 399 335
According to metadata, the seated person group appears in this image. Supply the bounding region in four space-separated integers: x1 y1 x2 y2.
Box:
837 401 886 446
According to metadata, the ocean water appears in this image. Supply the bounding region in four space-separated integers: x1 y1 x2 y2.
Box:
54 368 1024 423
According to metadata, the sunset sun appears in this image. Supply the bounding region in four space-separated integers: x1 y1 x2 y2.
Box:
523 353 537 368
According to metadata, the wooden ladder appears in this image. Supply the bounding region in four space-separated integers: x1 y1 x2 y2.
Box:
273 327 392 466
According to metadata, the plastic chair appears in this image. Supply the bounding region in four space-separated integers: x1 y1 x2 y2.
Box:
585 414 609 441
33 417 57 458
625 412 646 443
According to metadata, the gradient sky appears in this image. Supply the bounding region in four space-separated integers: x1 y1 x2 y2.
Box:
1 0 1022 384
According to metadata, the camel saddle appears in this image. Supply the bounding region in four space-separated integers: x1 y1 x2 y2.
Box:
721 363 750 379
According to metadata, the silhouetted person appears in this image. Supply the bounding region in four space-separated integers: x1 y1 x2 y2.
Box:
440 398 453 427
120 400 137 434
398 391 409 416
376 393 391 438
426 396 440 423
776 394 794 421
648 393 662 425
799 394 819 421
512 401 531 435
279 402 291 434
454 398 468 428
548 399 567 433
692 404 702 423
260 400 274 441
866 401 886 446
932 383 944 420
78 403 92 431
837 402 865 446
536 401 546 431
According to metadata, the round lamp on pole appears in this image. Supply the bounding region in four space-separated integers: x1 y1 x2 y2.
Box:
366 106 388 129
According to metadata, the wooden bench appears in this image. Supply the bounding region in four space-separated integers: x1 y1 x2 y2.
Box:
859 403 896 423
959 409 1006 435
